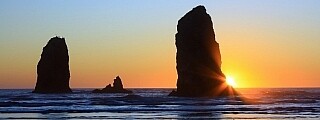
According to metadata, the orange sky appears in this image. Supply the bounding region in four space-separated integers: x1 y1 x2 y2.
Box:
0 1 319 88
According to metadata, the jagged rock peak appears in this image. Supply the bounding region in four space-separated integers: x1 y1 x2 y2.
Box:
92 76 132 93
113 76 124 90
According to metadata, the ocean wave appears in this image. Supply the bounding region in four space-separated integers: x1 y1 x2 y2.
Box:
0 88 319 119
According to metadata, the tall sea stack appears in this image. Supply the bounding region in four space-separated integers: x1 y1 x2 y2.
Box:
169 6 236 97
33 36 72 93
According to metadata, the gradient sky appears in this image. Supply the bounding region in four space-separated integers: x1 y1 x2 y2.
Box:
0 0 319 88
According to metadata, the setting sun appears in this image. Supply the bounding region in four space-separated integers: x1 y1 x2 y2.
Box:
226 76 237 87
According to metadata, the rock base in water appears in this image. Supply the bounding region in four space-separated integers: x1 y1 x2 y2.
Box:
92 76 132 93
169 85 238 97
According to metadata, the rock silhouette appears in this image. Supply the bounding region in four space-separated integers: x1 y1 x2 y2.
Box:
169 6 237 97
93 76 132 93
33 36 72 93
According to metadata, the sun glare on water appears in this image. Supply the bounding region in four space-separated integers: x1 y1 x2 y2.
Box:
226 76 237 87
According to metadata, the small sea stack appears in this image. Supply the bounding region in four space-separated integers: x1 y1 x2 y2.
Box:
169 6 237 97
33 36 72 93
93 76 132 93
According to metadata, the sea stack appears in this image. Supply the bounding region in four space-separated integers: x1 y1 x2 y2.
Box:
169 6 236 97
92 76 132 93
33 36 72 93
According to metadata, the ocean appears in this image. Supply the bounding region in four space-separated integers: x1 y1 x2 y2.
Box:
0 88 319 119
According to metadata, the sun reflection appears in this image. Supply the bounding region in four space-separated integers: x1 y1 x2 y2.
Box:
226 76 237 87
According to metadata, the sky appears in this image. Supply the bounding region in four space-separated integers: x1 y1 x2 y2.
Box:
0 0 319 89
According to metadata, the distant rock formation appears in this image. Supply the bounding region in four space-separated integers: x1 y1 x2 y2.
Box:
169 6 237 97
93 76 132 93
33 36 72 93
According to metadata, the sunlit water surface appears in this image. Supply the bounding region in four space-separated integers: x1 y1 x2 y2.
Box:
0 88 319 119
